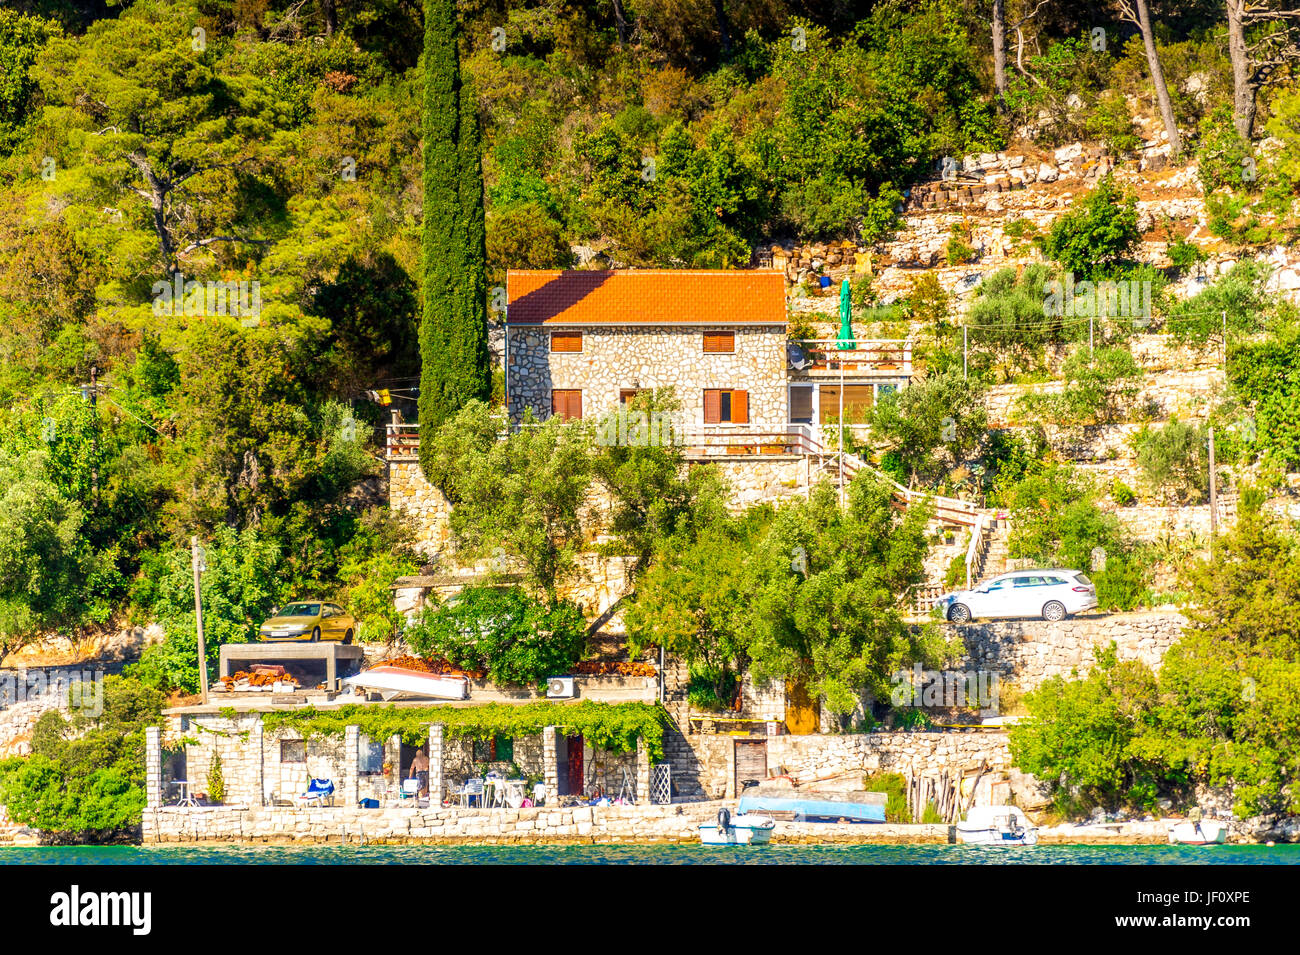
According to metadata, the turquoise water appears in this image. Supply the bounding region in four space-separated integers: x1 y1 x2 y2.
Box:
3 843 1298 864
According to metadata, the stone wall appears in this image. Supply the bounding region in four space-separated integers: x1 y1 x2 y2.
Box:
388 459 451 557
986 368 1222 429
140 801 984 844
670 731 1013 801
505 324 788 431
704 456 810 511
955 612 1186 693
0 666 108 758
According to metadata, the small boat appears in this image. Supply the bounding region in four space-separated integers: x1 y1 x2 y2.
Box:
737 781 887 823
341 666 470 701
699 807 775 846
1168 820 1228 845
957 805 1038 846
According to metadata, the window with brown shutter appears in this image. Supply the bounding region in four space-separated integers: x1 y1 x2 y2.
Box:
703 330 735 353
703 389 749 424
731 390 748 424
550 331 583 352
552 389 582 421
703 389 721 424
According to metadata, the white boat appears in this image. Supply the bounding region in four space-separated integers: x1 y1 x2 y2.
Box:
1168 820 1228 845
956 805 1039 846
698 808 776 846
341 666 470 701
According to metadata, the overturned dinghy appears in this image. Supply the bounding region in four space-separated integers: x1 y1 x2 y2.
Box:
737 779 888 823
342 666 470 701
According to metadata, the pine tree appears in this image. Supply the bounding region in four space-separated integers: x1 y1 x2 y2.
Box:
419 0 489 465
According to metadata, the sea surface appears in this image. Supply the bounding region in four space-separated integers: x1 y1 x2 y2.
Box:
3 843 1298 864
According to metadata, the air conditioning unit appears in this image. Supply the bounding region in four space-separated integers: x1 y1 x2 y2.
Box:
546 676 576 699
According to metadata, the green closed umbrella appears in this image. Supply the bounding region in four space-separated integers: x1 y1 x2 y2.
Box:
837 278 856 350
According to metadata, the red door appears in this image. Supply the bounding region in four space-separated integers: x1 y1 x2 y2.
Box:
563 735 584 797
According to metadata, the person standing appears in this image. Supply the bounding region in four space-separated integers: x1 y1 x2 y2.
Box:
410 748 430 797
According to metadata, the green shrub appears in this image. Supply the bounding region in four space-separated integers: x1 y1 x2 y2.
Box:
1110 480 1136 507
404 586 586 686
1041 175 1140 279
863 772 912 823
207 752 225 805
1165 237 1206 277
1134 419 1211 504
687 669 738 712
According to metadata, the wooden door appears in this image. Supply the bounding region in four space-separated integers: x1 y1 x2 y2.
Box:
562 734 584 796
734 739 767 796
784 679 820 735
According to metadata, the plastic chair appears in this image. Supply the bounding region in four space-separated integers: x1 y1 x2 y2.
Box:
459 779 485 808
532 783 546 807
398 777 421 805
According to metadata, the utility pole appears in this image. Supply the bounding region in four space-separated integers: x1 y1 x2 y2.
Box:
191 537 209 703
1208 427 1218 540
963 325 968 380
838 354 845 510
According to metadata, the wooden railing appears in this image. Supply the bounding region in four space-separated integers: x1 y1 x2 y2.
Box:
906 582 947 616
386 422 420 458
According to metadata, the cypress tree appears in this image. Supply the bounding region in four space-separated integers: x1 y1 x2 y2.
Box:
419 0 489 469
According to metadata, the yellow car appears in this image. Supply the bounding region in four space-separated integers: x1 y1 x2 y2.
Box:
258 601 357 643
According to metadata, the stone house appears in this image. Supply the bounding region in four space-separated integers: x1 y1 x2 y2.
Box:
505 269 789 434
504 268 913 438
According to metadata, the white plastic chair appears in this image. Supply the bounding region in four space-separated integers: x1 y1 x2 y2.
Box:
532 783 546 807
459 779 485 808
398 777 421 805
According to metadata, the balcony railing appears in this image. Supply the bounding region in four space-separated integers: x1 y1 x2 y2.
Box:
679 427 821 457
386 422 420 459
790 338 912 376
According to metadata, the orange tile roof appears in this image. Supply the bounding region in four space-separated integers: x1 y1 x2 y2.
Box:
506 270 787 325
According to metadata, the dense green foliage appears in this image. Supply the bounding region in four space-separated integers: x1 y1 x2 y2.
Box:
262 700 669 761
1017 346 1143 425
867 370 988 486
405 585 586 685
1011 494 1300 818
0 676 163 840
998 464 1149 611
1041 175 1140 279
628 475 959 718
1227 324 1300 470
1134 419 1212 505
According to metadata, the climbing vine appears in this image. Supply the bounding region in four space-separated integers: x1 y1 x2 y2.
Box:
261 702 670 761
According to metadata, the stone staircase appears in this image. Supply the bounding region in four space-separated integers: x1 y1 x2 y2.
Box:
970 516 1011 586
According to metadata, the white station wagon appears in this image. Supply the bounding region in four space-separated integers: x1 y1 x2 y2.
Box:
939 570 1098 623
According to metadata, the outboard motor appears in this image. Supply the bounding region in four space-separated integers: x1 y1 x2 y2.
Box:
717 807 731 832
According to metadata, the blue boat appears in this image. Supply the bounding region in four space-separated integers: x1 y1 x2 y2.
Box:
737 783 887 823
